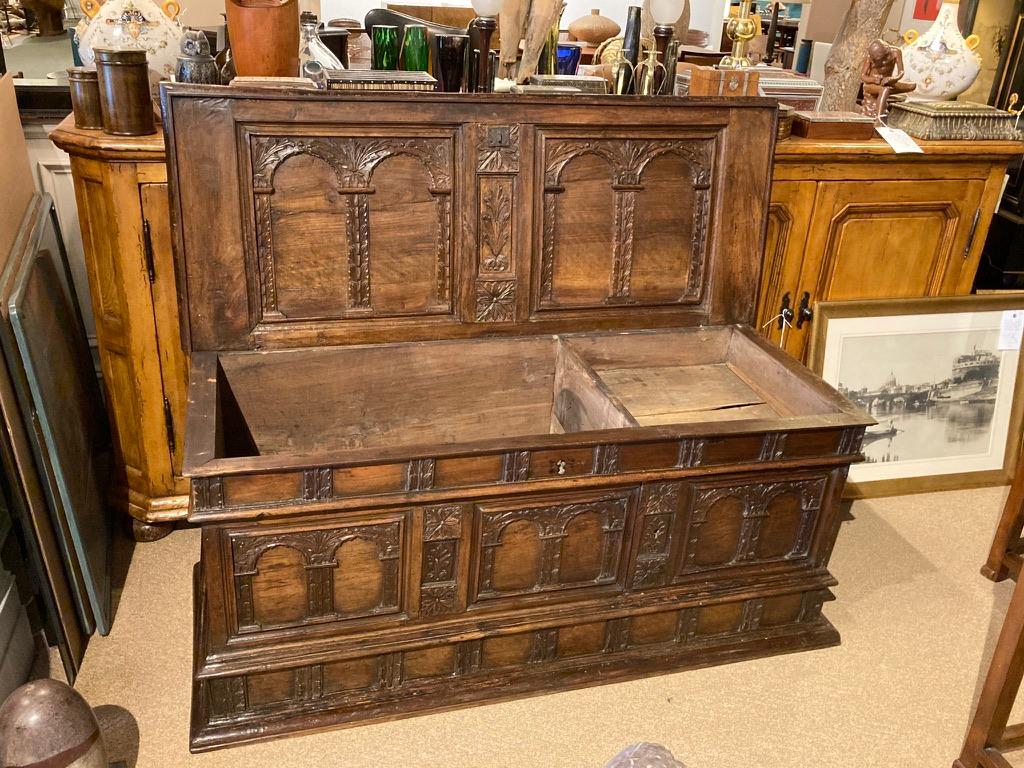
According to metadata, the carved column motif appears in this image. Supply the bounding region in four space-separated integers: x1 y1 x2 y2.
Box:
294 664 324 701
345 193 372 308
474 125 520 323
610 188 636 300
633 482 680 589
420 504 463 616
193 476 224 511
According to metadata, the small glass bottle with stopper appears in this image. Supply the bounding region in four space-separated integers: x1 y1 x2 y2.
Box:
299 11 344 74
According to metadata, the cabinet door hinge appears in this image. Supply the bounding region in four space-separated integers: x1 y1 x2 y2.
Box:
142 219 156 283
163 397 176 456
963 208 981 259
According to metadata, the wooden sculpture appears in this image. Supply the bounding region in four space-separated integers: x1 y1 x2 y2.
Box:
499 0 562 81
859 39 915 119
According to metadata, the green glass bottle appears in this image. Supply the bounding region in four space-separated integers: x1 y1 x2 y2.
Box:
401 24 429 71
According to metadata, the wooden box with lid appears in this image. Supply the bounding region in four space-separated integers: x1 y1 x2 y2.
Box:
160 86 872 751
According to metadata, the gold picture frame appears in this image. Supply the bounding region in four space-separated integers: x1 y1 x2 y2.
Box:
808 295 1024 499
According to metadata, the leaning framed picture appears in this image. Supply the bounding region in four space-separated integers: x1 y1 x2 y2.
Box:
808 295 1024 498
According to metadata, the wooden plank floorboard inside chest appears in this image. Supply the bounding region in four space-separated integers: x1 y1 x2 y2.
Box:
593 363 779 425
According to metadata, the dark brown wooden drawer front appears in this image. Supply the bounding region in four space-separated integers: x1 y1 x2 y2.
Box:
470 488 636 606
228 512 407 635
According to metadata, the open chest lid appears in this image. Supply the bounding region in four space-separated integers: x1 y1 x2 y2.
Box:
161 86 778 353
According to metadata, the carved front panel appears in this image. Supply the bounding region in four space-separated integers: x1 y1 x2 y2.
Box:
247 133 455 323
229 515 405 633
675 476 828 578
536 134 714 312
471 490 634 603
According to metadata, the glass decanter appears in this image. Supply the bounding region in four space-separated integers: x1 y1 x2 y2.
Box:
298 11 344 73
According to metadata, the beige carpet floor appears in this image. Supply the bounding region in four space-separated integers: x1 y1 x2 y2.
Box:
71 487 1024 767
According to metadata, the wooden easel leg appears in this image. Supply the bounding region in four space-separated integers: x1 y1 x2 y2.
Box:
955 573 1024 768
982 470 1024 582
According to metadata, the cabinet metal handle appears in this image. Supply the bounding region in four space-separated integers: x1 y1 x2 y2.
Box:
778 292 794 330
963 208 981 259
796 291 813 329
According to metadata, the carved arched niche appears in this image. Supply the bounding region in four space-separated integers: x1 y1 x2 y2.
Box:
249 135 454 323
539 137 714 311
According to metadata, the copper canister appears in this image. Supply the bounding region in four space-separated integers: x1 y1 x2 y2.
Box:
66 67 103 130
94 48 156 136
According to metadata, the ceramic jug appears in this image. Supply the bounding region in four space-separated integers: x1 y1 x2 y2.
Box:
76 0 185 80
901 0 981 101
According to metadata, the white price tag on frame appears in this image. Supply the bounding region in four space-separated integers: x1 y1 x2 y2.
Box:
999 309 1024 351
876 126 925 153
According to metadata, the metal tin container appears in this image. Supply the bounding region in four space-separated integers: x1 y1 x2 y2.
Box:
66 67 103 130
94 48 156 136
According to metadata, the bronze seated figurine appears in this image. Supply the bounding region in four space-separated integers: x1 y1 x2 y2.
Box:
860 39 917 120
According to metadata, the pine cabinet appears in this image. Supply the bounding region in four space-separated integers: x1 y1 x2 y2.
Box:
49 122 188 540
759 140 1021 362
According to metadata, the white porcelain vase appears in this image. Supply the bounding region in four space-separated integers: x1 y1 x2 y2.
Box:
75 0 185 81
900 0 982 101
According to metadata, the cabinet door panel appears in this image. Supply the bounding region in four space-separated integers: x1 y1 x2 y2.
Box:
757 181 816 354
789 179 986 361
140 183 189 484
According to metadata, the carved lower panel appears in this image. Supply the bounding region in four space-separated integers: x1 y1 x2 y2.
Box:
229 519 404 632
678 477 827 577
476 493 630 600
194 587 835 748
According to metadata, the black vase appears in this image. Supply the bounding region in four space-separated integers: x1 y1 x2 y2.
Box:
432 33 469 92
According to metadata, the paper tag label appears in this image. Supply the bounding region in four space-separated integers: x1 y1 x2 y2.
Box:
999 309 1024 351
876 126 924 153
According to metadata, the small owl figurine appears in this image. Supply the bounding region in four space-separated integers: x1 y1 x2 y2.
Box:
176 28 221 84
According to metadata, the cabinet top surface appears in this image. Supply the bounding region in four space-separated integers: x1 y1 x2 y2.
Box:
50 110 1024 164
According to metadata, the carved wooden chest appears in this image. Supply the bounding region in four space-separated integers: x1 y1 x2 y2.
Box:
161 87 872 751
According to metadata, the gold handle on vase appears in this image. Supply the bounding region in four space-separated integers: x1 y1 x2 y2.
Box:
965 33 980 50
80 0 101 20
903 29 919 45
161 0 181 20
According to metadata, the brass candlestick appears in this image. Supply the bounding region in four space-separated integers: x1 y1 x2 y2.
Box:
720 0 757 69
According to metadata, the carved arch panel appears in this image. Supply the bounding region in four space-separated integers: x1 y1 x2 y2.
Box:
248 134 455 323
472 490 633 603
674 475 827 579
537 135 715 312
230 517 404 633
